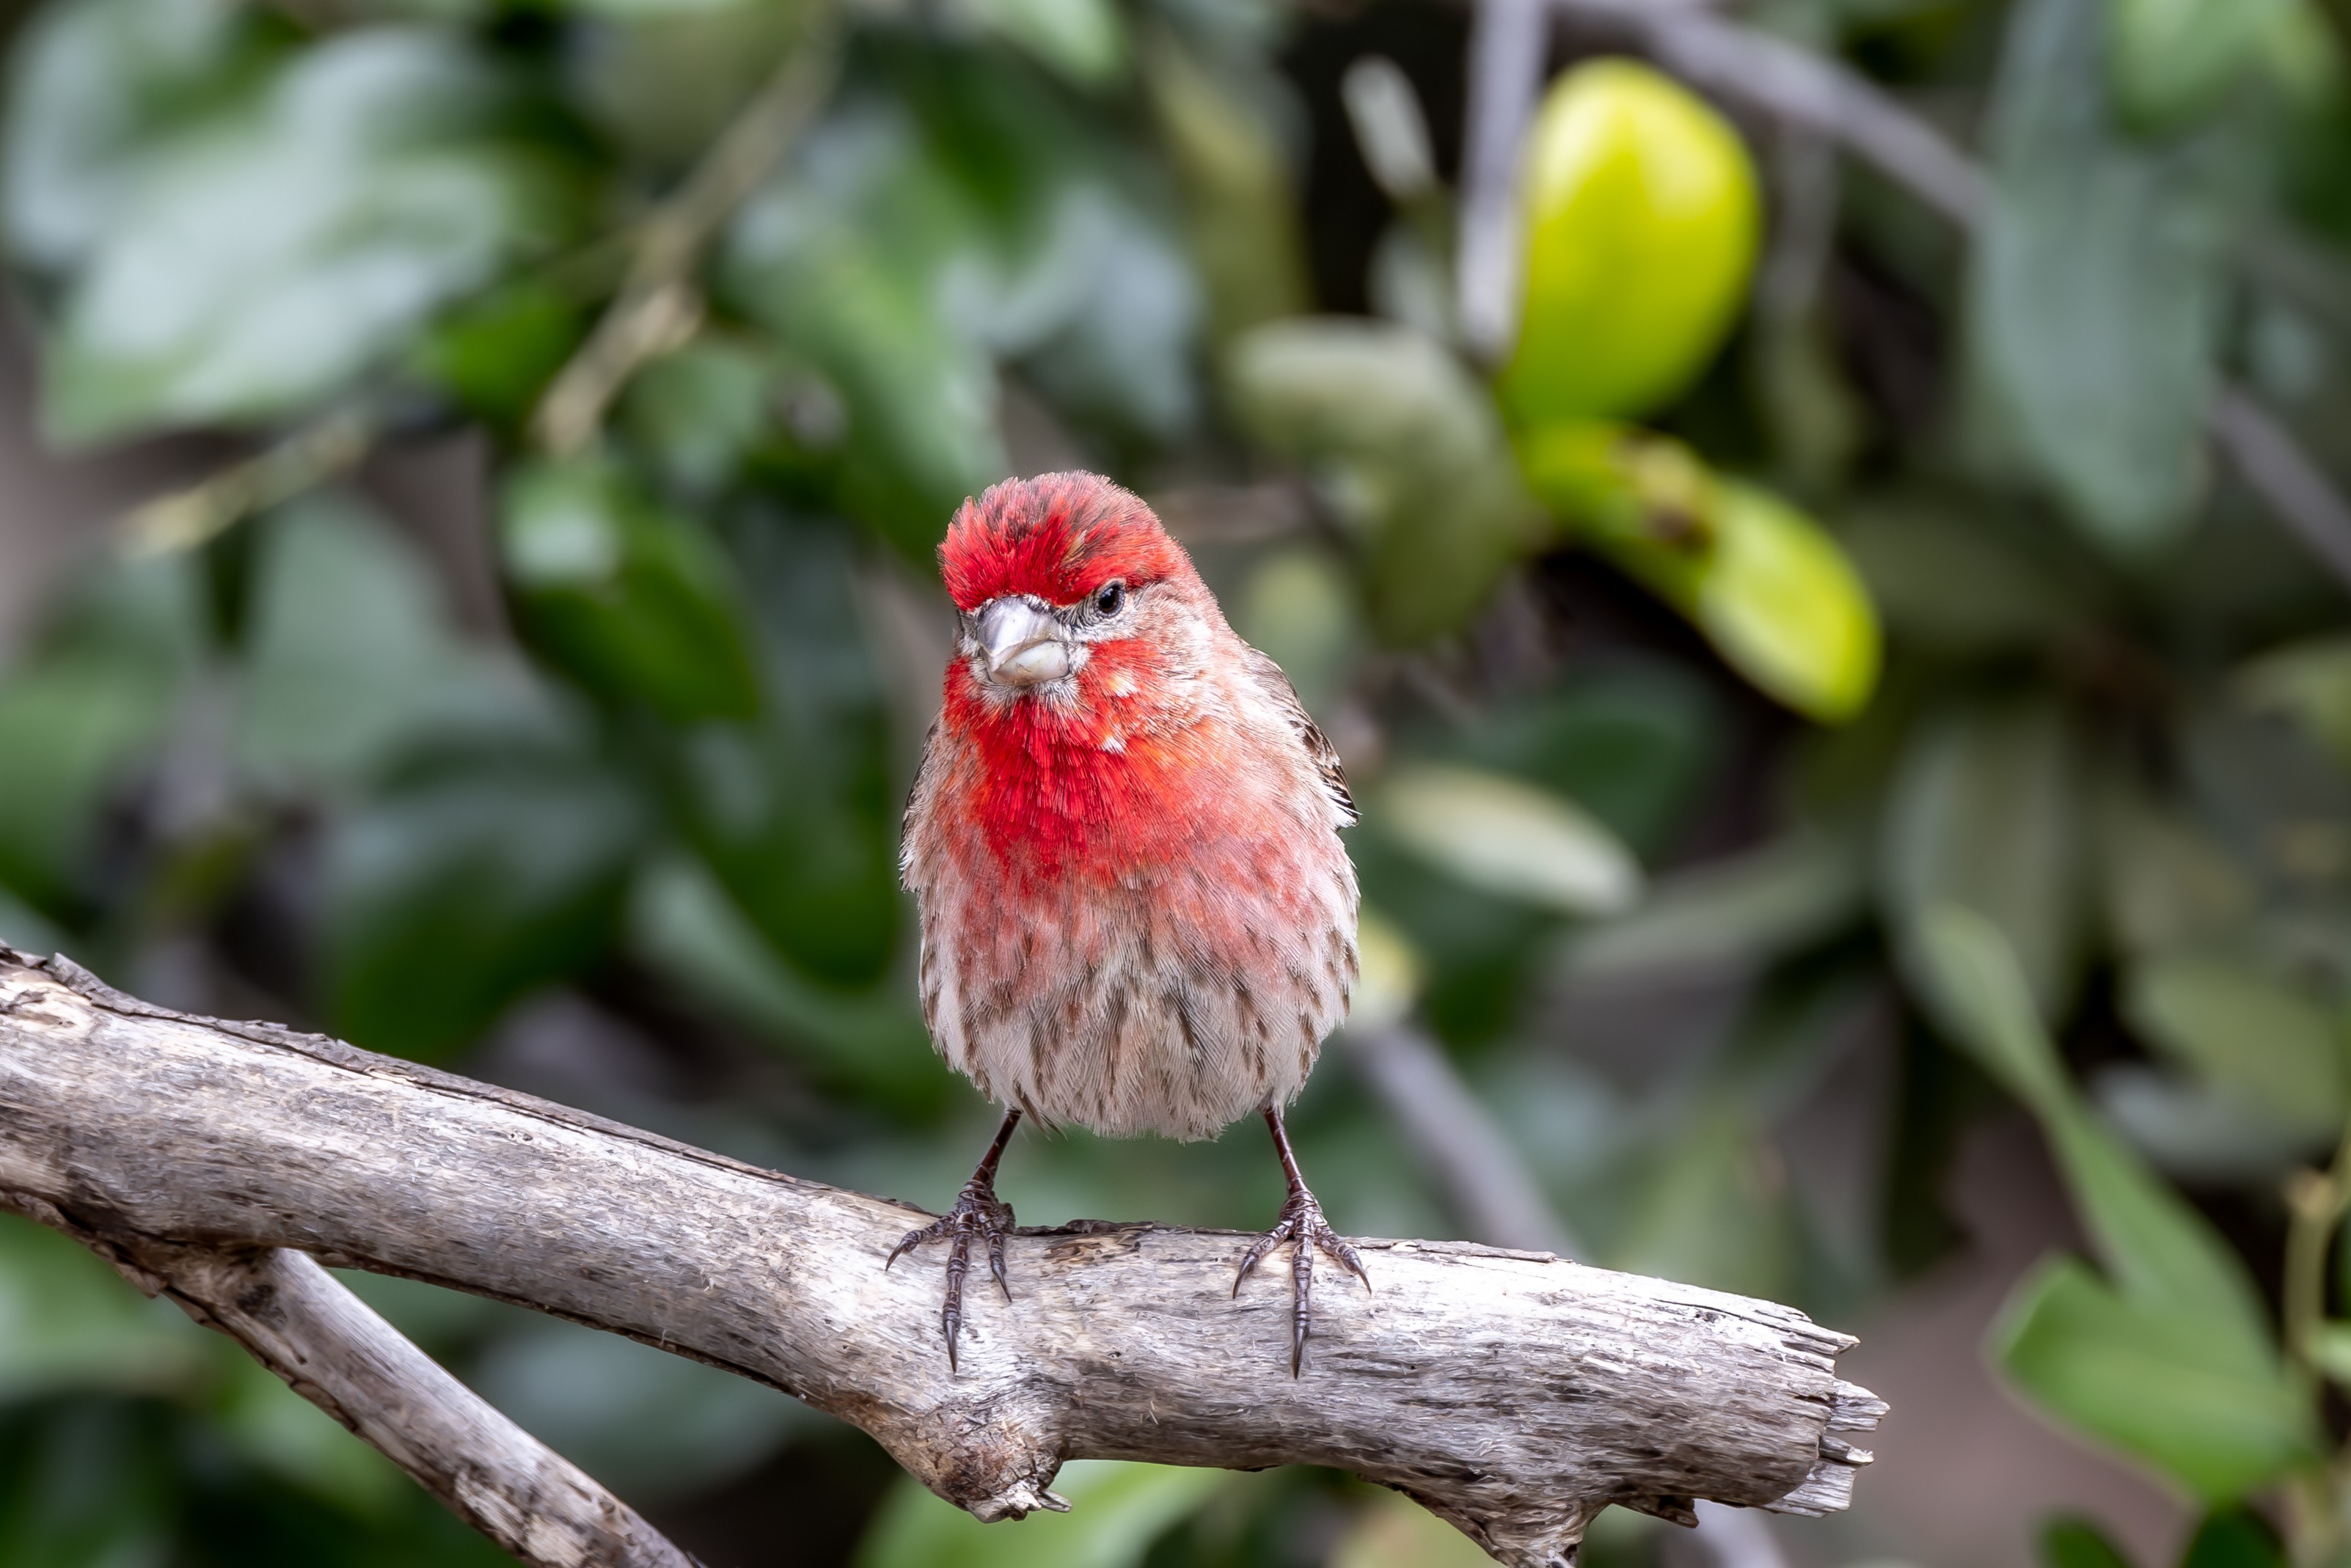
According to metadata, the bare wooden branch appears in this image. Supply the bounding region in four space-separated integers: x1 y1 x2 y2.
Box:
0 948 1879 1567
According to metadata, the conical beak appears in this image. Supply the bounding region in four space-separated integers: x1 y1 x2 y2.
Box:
975 598 1072 687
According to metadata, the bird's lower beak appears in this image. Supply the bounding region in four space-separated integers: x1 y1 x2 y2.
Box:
975 597 1072 687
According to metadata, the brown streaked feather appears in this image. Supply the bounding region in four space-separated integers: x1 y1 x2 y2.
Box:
1240 646 1357 827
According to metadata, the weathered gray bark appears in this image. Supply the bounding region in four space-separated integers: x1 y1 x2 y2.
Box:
0 948 1881 1568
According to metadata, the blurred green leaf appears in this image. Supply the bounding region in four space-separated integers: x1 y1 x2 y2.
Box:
724 124 1007 558
0 557 202 911
2307 1319 2351 1385
2237 634 2351 773
1518 422 1880 722
211 1355 406 1517
2179 1509 2286 1568
1329 1489 1490 1568
2121 954 2344 1144
2042 1514 2137 1568
1917 906 2277 1336
673 516 898 988
1970 0 2231 552
568 4 803 166
498 458 762 723
471 1316 803 1501
412 278 586 430
1500 59 1760 425
619 337 778 496
628 855 944 1113
2096 1066 2319 1182
1611 1104 1794 1300
1232 547 1359 718
1375 761 1642 917
855 1461 1225 1568
1840 497 2085 656
238 497 546 791
1993 1256 2311 1503
1885 698 2087 1019
1143 29 1310 343
1229 317 1544 642
0 1215 200 1402
954 0 1127 88
1565 829 1867 979
1451 664 1718 855
0 0 273 271
1920 907 2308 1503
2094 784 2253 959
43 29 575 443
324 746 640 1059
2108 0 2296 129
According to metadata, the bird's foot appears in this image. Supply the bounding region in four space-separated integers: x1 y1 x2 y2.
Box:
1232 1183 1369 1376
885 1176 1015 1371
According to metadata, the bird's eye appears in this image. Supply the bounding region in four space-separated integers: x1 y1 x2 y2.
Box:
1093 581 1127 616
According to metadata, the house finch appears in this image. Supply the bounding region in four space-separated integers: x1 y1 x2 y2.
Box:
893 472 1365 1374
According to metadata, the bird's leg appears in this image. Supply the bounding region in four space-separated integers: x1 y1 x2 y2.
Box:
885 1107 1020 1370
1232 1106 1369 1375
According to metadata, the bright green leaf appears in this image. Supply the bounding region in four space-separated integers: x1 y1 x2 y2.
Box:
1500 59 1760 425
2308 1321 2351 1385
1517 422 1880 722
1994 1256 2311 1504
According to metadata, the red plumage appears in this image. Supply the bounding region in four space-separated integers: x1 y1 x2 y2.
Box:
893 472 1368 1372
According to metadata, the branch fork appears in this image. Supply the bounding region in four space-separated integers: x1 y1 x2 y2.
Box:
0 948 1880 1567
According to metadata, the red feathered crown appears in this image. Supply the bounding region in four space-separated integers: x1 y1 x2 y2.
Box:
939 473 1190 612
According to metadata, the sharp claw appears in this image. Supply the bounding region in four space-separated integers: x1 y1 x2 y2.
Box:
885 1176 1014 1369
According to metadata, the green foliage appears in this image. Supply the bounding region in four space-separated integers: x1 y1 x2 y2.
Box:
1226 316 1543 642
499 458 764 722
1920 908 2314 1500
5 0 2351 1555
1970 0 2234 552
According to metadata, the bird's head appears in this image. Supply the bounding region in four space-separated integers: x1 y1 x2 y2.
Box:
938 472 1204 706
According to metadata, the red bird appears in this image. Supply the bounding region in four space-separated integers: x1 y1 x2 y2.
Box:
893 472 1365 1373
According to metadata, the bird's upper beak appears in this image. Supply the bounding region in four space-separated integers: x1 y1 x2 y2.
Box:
973 597 1072 687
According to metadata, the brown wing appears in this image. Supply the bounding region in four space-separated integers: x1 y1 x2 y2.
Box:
1241 646 1358 827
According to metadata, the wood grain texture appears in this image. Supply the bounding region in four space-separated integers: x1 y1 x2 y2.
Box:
0 948 1882 1567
